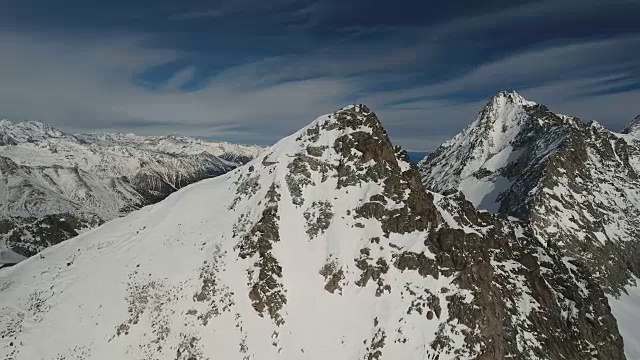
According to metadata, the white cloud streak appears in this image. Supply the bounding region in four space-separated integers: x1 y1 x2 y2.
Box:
0 24 637 151
168 9 225 21
0 32 357 144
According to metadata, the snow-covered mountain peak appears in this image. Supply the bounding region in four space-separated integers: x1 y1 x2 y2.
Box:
417 91 555 209
419 96 640 356
467 91 539 138
447 91 540 152
261 104 418 210
622 114 640 137
491 90 537 107
421 90 640 292
0 119 72 144
267 104 392 163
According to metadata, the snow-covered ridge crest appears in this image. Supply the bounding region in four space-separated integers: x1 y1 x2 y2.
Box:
0 104 625 359
0 118 262 262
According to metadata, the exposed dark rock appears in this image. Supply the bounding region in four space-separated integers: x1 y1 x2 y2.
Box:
303 201 333 239
319 262 344 294
234 183 287 326
326 105 625 359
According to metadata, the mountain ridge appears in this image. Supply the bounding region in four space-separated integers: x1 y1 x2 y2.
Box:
0 104 626 359
0 119 263 262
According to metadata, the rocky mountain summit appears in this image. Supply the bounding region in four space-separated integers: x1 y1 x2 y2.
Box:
419 91 640 357
419 91 640 291
0 119 262 263
0 105 626 359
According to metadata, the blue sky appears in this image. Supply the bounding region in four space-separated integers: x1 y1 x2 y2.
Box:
1 0 639 150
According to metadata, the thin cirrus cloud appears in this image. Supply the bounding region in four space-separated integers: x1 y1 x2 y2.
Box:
0 31 357 144
168 10 224 21
0 0 638 150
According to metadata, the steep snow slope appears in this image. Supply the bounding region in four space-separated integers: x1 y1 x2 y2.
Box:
0 105 624 359
0 248 26 267
610 280 640 359
0 120 262 261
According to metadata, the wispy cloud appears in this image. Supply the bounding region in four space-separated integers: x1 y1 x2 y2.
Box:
164 66 197 90
0 32 357 144
0 0 638 150
1 29 638 150
168 9 224 21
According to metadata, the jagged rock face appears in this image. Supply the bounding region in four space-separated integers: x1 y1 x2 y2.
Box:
0 105 624 359
526 124 640 295
420 92 640 356
420 92 640 295
0 120 262 261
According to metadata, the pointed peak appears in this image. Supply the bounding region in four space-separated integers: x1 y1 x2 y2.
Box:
0 119 69 143
472 91 538 132
331 104 375 124
296 104 382 142
489 90 537 107
264 104 408 190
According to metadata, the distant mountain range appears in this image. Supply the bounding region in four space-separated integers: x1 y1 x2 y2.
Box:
1 102 636 359
0 119 262 264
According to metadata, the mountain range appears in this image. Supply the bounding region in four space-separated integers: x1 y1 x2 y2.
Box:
0 119 261 265
1 102 638 359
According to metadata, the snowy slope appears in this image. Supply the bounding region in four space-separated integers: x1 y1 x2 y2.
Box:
0 120 262 261
0 105 624 359
610 280 640 359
